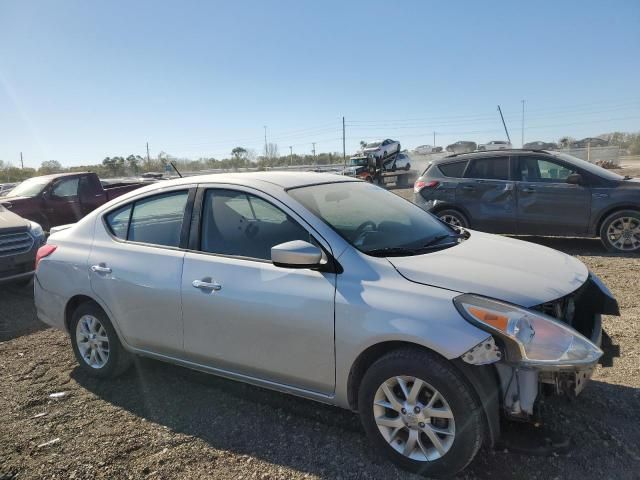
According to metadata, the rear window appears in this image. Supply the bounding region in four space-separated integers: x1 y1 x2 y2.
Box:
465 157 509 180
438 161 468 178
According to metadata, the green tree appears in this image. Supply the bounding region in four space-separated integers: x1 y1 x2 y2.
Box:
39 160 63 174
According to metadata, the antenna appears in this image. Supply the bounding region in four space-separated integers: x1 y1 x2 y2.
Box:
497 105 511 143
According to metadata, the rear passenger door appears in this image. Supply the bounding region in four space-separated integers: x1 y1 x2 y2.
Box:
456 156 516 233
88 187 193 356
515 156 591 235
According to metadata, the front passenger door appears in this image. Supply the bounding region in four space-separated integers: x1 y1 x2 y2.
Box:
181 187 336 394
515 156 591 235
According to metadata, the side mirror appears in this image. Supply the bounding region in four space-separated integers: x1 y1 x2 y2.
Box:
271 240 323 269
566 173 583 185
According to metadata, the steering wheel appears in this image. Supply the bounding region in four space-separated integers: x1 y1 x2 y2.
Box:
353 220 377 246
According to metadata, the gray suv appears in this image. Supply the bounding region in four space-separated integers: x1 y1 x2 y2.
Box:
414 150 640 253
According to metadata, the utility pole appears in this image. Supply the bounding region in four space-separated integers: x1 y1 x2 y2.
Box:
264 126 268 158
342 116 346 168
20 152 24 169
433 132 436 148
497 105 511 143
289 146 293 166
521 100 525 147
146 142 150 167
312 142 316 165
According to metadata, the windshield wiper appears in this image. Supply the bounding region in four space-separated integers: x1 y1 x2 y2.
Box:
365 233 465 257
365 247 422 257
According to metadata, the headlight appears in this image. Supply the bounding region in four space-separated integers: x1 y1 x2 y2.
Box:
29 221 44 237
454 294 602 367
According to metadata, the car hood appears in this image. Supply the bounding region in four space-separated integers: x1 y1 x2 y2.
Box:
0 206 30 233
386 231 588 307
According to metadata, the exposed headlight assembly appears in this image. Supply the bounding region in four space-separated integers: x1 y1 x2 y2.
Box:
454 294 602 367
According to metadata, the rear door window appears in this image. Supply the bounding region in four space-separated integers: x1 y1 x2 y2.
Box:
438 161 468 178
105 191 189 247
465 157 510 180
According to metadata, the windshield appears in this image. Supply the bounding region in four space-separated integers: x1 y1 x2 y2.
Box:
288 182 458 255
549 152 624 181
365 142 382 148
349 158 368 167
4 177 50 198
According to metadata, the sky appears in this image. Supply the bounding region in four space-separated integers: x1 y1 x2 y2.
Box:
1 0 639 168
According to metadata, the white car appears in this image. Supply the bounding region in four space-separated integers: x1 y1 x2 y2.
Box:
414 145 434 155
362 139 401 159
478 140 512 151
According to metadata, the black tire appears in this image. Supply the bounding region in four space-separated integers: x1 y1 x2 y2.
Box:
365 176 373 183
599 209 640 253
405 163 411 171
358 348 483 477
69 301 132 378
437 209 469 229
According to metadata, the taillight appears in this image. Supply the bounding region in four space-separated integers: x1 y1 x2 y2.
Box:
414 180 440 193
35 244 57 269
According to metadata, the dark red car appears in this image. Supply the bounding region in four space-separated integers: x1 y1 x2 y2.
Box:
0 172 146 231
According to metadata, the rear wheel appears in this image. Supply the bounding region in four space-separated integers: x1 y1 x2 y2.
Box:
358 348 483 477
600 210 640 253
70 302 132 378
437 209 469 229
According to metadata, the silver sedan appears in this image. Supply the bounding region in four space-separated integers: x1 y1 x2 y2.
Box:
34 172 616 477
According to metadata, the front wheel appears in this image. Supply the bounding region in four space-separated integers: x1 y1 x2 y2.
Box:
600 210 640 253
358 348 483 477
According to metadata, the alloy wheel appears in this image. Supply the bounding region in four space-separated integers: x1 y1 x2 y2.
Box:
373 376 455 461
440 214 463 228
606 216 640 251
75 314 110 369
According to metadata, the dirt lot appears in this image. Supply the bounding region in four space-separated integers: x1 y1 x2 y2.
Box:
1 170 639 479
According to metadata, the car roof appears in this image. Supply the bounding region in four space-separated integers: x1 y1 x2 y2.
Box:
134 171 359 191
433 148 551 163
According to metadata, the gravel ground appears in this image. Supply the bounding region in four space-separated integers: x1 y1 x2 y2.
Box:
1 170 639 479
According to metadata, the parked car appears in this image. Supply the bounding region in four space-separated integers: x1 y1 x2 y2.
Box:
361 139 401 159
0 204 46 284
414 150 640 252
0 183 18 197
523 140 558 150
414 145 433 154
571 137 609 148
0 172 146 232
383 152 411 171
446 141 476 154
35 172 616 477
414 145 443 155
477 140 512 151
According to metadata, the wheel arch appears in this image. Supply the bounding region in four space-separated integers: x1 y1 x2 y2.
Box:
346 341 501 447
64 294 102 332
595 205 640 235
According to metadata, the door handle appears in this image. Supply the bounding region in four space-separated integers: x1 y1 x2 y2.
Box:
90 264 112 274
192 279 222 291
462 186 475 191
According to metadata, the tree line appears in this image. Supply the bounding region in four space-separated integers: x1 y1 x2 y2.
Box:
2 131 639 183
